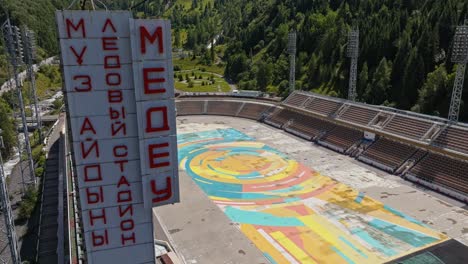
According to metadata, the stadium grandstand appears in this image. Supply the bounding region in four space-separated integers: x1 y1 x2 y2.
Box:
176 90 468 203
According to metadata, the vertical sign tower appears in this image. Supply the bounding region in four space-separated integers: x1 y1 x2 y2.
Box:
130 20 179 207
56 11 179 263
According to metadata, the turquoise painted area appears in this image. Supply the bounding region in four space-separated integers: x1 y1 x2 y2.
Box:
284 197 301 203
354 192 365 204
225 206 305 227
339 236 368 259
384 205 427 227
263 253 278 264
368 219 439 247
331 246 356 264
351 228 397 257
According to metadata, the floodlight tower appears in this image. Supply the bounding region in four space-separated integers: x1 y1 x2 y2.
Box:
0 129 22 264
22 26 42 142
448 20 468 122
2 19 36 185
347 28 359 101
288 32 297 93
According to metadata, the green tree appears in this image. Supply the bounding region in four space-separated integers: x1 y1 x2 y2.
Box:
0 98 16 159
364 58 393 105
256 61 273 92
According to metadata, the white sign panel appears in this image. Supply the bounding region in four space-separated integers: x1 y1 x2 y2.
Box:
56 10 173 264
130 19 179 208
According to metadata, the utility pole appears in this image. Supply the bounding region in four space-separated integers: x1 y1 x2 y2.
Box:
2 19 36 185
288 31 296 93
347 28 359 101
448 20 468 122
0 130 22 264
22 26 42 142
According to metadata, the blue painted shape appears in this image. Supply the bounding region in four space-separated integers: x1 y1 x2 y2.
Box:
351 228 397 257
263 252 278 264
368 219 439 247
331 246 356 264
354 192 365 204
284 197 301 203
225 206 305 227
339 236 368 259
384 205 427 227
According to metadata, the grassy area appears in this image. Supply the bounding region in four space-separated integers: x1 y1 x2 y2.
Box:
22 65 61 102
165 0 215 14
175 70 230 92
173 57 225 75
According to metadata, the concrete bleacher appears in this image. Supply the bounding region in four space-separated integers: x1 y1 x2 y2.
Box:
408 153 468 196
318 125 362 153
283 92 309 107
433 125 468 154
337 105 379 126
286 114 335 140
264 108 296 128
358 138 418 173
176 100 205 115
304 97 342 116
206 101 243 116
237 102 272 120
382 115 434 140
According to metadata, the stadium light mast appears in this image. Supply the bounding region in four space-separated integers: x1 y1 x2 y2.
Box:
448 20 468 122
288 31 297 93
22 26 42 142
0 129 22 264
2 19 36 185
346 28 359 101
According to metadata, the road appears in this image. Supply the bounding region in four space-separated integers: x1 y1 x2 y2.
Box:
0 57 56 96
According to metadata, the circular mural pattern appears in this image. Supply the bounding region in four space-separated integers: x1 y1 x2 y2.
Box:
181 141 319 205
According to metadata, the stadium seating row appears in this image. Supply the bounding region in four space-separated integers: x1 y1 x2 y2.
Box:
283 91 468 150
176 99 273 121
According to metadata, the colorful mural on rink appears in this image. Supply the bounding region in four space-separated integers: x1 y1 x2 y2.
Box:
177 128 447 264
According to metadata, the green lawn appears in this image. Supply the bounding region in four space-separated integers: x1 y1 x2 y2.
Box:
175 71 230 92
173 57 225 75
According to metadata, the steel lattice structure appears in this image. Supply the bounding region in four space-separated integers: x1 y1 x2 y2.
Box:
21 26 42 142
0 133 21 264
347 29 359 101
2 19 36 185
288 32 297 93
448 22 468 122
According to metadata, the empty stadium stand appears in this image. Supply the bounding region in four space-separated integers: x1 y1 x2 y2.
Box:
337 105 379 126
358 138 418 173
237 102 272 120
318 125 363 153
206 100 243 116
286 114 335 140
408 153 468 196
264 108 296 128
283 92 309 107
433 125 468 154
304 97 342 116
176 100 205 115
382 115 434 140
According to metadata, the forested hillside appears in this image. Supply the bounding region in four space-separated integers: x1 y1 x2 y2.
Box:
1 0 468 122
217 0 468 120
